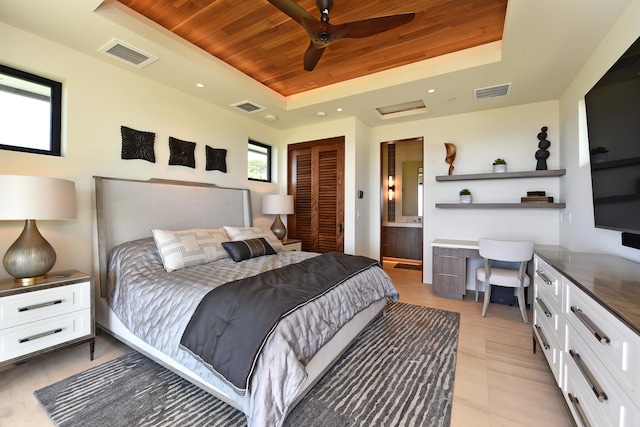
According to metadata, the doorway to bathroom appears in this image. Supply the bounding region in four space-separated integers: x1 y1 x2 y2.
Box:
380 137 424 267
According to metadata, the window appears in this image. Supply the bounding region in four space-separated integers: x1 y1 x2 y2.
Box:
0 64 62 156
248 140 272 182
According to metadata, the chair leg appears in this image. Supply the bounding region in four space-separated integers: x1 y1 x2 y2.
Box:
482 283 491 317
517 286 529 323
475 277 479 302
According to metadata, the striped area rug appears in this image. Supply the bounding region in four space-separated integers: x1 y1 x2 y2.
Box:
34 302 459 427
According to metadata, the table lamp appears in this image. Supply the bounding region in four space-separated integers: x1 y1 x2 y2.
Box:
262 194 294 240
0 175 76 283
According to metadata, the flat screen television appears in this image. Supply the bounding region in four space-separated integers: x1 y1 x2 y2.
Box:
584 36 640 247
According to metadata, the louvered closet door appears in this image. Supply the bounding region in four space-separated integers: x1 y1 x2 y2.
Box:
288 137 344 253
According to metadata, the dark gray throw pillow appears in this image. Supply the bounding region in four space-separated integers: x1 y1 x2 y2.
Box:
222 238 277 262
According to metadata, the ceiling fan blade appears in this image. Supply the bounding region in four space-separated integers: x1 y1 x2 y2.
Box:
331 13 415 40
304 43 326 71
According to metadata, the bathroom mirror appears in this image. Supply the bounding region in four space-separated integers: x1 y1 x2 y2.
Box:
402 161 423 216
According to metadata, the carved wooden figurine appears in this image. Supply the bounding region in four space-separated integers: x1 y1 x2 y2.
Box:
444 142 457 175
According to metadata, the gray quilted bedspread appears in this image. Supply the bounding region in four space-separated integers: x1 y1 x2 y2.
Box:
107 238 398 427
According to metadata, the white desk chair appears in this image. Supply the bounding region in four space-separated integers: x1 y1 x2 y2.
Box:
475 238 534 323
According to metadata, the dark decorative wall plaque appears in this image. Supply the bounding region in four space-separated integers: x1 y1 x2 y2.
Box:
168 136 196 168
120 126 156 163
206 146 227 172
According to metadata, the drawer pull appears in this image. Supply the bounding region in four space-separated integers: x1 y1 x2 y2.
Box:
536 270 553 285
18 328 63 343
437 273 459 278
438 255 459 259
18 299 63 312
569 349 608 402
535 297 552 317
534 325 550 350
570 306 611 344
568 393 591 427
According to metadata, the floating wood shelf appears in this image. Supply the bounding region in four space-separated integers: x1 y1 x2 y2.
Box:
435 203 566 209
435 169 566 182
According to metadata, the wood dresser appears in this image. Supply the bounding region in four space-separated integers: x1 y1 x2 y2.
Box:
533 248 640 427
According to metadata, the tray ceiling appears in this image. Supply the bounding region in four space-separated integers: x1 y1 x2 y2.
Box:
116 0 508 97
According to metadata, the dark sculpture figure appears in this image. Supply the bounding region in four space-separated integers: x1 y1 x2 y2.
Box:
535 126 550 170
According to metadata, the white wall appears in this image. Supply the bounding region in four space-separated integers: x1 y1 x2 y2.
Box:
0 22 281 280
371 101 562 283
558 0 640 263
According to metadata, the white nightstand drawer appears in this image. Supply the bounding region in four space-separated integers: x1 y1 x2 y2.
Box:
0 309 91 362
281 239 302 252
0 281 91 330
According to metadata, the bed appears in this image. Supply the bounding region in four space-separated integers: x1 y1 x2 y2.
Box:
93 176 398 427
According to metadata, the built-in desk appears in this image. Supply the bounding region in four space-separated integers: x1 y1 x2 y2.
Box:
432 239 557 301
431 239 480 299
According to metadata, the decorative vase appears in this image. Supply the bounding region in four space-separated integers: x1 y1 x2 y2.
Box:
460 194 472 204
493 164 507 173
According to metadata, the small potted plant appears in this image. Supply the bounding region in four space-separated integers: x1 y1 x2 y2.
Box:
492 158 507 173
590 146 609 163
459 188 472 204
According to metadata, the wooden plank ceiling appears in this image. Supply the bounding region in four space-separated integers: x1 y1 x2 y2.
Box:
117 0 508 97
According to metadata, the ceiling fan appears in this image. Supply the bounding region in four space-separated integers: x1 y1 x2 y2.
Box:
267 0 416 71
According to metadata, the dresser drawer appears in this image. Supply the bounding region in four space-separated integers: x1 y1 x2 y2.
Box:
534 318 564 386
0 281 91 330
566 280 640 404
0 309 92 363
534 256 563 313
534 280 565 348
566 325 640 427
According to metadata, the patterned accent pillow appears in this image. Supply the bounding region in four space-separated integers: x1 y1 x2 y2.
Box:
151 228 230 272
222 226 283 252
222 238 277 262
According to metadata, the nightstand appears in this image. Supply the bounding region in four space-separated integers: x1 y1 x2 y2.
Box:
282 238 302 252
0 270 95 368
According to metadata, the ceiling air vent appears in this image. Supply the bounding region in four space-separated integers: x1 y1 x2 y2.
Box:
375 100 427 120
230 100 266 113
474 83 511 101
98 39 158 69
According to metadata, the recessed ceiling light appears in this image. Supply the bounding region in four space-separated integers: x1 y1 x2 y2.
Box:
448 97 458 102
317 111 327 117
427 89 435 93
264 114 278 121
196 83 205 88
336 108 343 112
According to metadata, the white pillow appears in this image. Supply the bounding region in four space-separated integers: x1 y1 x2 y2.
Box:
222 226 283 252
151 228 230 272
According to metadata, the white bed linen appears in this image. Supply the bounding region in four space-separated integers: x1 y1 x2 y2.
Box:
107 238 398 427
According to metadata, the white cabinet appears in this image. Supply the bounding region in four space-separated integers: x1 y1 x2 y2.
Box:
0 271 95 367
533 256 565 386
533 253 640 427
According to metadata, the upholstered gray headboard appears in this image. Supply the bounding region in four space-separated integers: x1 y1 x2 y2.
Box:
94 176 252 296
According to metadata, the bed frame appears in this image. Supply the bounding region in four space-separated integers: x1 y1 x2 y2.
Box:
93 176 385 416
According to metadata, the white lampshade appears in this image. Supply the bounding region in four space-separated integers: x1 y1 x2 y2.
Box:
0 175 76 220
262 194 294 215
0 175 76 283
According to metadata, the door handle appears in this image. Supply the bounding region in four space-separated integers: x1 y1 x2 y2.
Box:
339 223 343 233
